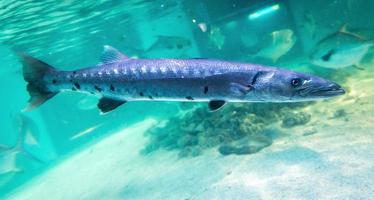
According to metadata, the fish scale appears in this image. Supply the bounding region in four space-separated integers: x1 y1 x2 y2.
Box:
46 59 253 101
18 45 345 113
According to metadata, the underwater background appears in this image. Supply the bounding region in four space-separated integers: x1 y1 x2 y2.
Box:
0 0 373 199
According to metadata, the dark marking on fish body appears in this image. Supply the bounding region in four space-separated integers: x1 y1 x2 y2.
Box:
204 86 209 94
52 79 57 84
94 85 102 92
186 96 194 100
139 92 144 96
110 84 115 91
148 95 153 99
74 82 80 90
322 49 335 61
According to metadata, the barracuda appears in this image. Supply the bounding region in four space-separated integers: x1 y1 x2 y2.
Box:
19 45 345 113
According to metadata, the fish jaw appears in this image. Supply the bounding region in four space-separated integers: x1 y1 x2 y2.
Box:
292 75 345 100
308 83 345 98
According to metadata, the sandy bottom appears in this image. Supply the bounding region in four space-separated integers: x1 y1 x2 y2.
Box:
6 69 374 200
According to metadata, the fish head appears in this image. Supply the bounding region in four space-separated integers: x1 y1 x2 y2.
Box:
252 70 345 102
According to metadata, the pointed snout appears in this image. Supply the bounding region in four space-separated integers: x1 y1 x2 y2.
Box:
327 83 345 95
310 82 345 97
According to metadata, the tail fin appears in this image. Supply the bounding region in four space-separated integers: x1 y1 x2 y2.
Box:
0 113 45 173
18 53 58 111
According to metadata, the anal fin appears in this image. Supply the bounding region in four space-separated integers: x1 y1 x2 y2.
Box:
208 100 226 112
98 97 126 114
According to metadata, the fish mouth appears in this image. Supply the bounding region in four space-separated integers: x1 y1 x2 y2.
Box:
308 83 346 97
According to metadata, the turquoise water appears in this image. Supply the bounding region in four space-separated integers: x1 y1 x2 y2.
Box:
1 0 373 199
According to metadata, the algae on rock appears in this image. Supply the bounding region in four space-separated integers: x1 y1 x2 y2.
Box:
142 102 311 157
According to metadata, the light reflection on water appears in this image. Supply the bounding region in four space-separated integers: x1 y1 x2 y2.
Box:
0 0 178 57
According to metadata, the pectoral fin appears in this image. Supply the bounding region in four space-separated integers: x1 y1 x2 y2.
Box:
230 82 253 96
208 100 226 112
98 98 126 114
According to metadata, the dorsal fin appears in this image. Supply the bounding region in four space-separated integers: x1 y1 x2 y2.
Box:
339 24 367 41
100 45 129 64
339 24 349 33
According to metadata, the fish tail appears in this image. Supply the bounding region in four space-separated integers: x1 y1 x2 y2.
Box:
18 53 58 111
14 112 46 163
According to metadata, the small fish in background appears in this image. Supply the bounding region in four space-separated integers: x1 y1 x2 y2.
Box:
0 146 22 175
253 29 297 63
209 26 225 50
119 35 192 58
299 11 317 39
146 35 191 52
198 22 207 32
310 25 374 69
0 113 44 176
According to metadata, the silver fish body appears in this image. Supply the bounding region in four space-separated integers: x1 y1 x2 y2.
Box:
19 46 345 113
46 59 275 102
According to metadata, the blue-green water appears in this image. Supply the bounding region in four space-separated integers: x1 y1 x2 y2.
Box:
1 0 373 199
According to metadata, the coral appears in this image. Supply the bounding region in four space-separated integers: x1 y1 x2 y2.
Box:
303 128 318 136
142 102 311 157
218 145 259 155
281 111 311 128
332 108 347 118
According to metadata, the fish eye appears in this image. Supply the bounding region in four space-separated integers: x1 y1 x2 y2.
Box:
291 78 303 87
